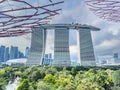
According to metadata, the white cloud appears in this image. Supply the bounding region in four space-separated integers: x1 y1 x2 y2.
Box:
98 39 120 49
108 26 120 36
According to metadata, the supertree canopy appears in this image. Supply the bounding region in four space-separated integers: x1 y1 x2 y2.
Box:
85 0 120 22
0 0 64 37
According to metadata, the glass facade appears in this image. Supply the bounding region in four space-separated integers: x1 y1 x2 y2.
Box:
26 28 46 66
52 27 71 66
77 29 96 66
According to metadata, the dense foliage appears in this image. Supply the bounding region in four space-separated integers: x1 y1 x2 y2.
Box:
0 67 17 90
0 65 120 90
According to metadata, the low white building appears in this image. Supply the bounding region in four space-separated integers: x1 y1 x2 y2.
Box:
5 58 27 66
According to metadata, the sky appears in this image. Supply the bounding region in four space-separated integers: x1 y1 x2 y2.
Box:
0 0 120 62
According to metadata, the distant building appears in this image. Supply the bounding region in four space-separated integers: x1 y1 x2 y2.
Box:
45 54 49 59
42 53 53 65
45 53 52 59
0 45 27 63
71 61 80 66
113 53 118 59
49 53 52 59
98 56 113 65
18 51 24 58
25 47 30 58
113 53 119 63
42 58 53 65
10 46 24 59
0 45 5 62
4 47 9 62
14 47 19 59
5 58 27 66
10 46 15 59
97 55 120 66
101 60 107 65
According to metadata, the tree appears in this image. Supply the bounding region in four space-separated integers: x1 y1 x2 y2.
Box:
76 82 105 90
56 85 65 90
43 74 56 84
71 67 77 76
45 67 57 75
0 70 5 76
37 81 51 90
112 70 120 86
17 79 29 90
65 82 76 90
29 70 41 81
0 78 7 90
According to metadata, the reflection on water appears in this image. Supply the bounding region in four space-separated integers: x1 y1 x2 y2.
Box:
6 77 19 90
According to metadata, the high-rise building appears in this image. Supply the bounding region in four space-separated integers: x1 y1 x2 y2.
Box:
10 46 14 59
53 27 70 66
25 47 30 58
49 53 52 59
45 54 49 59
44 53 52 59
18 51 24 58
26 24 100 66
14 47 19 59
0 45 5 62
77 29 96 66
10 46 19 59
0 45 26 63
42 53 53 65
113 53 118 59
113 53 119 63
4 47 9 62
27 28 47 66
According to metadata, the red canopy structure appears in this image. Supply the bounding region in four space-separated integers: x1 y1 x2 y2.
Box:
85 0 120 22
0 0 64 37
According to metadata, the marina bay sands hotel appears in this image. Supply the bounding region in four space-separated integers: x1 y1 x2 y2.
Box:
26 24 100 66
